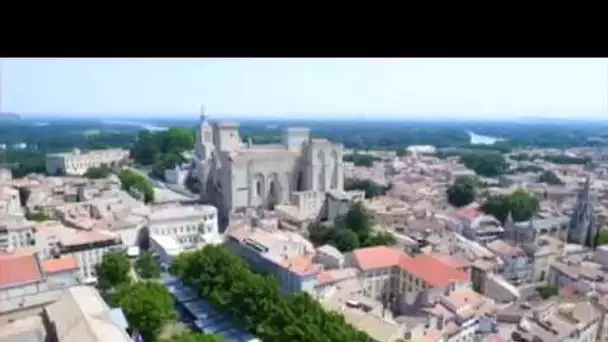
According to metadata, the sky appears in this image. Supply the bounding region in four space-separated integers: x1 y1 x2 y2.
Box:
2 58 608 120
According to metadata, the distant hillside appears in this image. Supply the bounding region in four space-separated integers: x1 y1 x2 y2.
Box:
0 112 21 119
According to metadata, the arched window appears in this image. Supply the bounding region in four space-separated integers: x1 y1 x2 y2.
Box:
256 180 262 196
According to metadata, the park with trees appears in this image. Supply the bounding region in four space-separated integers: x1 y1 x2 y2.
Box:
170 245 375 342
344 178 390 198
446 176 480 208
308 202 396 252
459 152 508 177
480 189 540 224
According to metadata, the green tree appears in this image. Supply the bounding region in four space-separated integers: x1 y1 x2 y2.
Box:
325 228 360 252
343 154 378 167
344 179 388 198
115 281 177 342
25 211 52 222
460 152 508 177
83 164 112 179
169 245 374 342
537 170 564 185
96 250 131 292
535 285 559 299
164 128 195 153
446 176 477 207
342 202 374 238
161 332 225 342
480 189 539 224
135 251 162 279
362 231 397 247
119 169 155 203
596 229 608 246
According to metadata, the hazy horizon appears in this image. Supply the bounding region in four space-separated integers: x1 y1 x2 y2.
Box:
3 58 608 120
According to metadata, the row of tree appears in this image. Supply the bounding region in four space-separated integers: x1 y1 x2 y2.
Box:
342 153 380 167
170 245 375 342
309 202 396 252
119 169 155 203
95 250 223 342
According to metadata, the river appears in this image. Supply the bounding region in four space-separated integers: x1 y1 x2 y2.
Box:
468 131 504 145
101 120 168 132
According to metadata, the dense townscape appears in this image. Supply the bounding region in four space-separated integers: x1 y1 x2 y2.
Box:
2 110 608 342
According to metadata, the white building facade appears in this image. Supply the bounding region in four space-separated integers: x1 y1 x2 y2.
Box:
147 204 222 250
45 148 130 176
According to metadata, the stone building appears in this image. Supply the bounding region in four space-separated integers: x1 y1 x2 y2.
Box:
194 107 345 230
45 148 130 176
568 175 599 247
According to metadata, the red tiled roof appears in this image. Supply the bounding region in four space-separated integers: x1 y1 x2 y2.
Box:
41 256 79 274
399 254 468 288
0 252 42 287
352 247 469 288
428 253 471 270
352 246 404 270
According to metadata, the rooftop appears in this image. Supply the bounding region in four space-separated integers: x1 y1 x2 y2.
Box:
0 251 41 288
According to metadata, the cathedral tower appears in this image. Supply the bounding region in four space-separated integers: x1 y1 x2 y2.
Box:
195 105 215 160
568 175 598 247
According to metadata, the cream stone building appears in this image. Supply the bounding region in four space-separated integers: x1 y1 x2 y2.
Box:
45 148 129 176
194 108 345 229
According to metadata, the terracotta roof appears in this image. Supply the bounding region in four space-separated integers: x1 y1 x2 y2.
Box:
351 246 404 270
428 253 471 270
0 252 41 288
283 255 321 277
352 247 469 288
399 254 469 288
42 256 79 274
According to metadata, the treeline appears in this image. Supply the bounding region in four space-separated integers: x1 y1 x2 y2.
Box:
459 152 508 177
130 128 194 179
510 153 590 165
170 245 374 342
342 154 381 167
119 169 155 203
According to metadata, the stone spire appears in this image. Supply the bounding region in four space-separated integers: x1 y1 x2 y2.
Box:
200 104 207 123
506 211 514 226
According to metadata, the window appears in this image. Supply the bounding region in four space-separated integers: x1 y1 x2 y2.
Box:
256 181 262 196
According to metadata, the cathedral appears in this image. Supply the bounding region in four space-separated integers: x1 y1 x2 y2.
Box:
193 108 345 230
567 175 599 247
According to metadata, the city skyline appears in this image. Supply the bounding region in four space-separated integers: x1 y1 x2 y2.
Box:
2 58 608 120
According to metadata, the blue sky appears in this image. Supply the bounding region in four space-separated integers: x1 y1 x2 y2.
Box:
2 58 607 120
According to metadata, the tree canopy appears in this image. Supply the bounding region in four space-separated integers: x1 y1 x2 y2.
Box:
459 152 508 177
596 229 608 246
446 176 478 207
344 179 389 198
83 164 113 179
170 245 374 342
309 202 396 252
115 281 177 342
535 285 559 299
537 170 564 185
95 250 132 292
25 211 53 222
342 154 379 167
135 250 162 279
480 189 539 224
161 332 225 342
130 128 195 181
119 169 155 203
